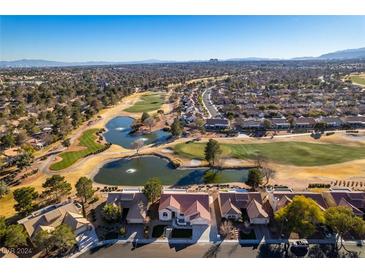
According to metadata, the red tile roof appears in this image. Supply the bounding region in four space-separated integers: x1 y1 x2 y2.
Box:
159 192 210 221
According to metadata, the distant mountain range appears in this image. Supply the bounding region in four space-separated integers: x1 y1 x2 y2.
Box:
0 59 176 68
1 47 365 68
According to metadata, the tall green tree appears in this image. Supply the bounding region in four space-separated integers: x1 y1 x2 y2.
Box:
15 151 34 171
13 186 39 215
34 224 76 256
0 133 15 149
142 177 163 204
48 224 76 255
247 168 263 189
325 206 365 253
170 118 183 137
62 138 71 148
34 230 52 251
42 175 72 202
275 196 324 238
75 177 95 217
4 224 28 248
204 139 222 166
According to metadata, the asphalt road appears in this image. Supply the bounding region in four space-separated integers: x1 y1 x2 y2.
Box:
202 88 219 118
79 242 259 258
78 242 365 258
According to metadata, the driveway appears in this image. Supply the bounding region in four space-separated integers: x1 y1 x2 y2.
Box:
209 193 221 242
253 225 272 242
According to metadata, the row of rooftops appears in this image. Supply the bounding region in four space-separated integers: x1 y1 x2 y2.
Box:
105 188 365 225
239 116 365 128
17 188 365 238
203 116 365 131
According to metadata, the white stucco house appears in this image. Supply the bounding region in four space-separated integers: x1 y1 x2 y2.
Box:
158 192 211 226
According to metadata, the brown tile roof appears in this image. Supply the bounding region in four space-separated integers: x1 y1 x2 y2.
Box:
338 198 364 216
272 191 328 210
184 201 210 222
221 198 242 216
276 195 292 211
219 192 263 210
107 192 148 221
247 199 269 219
159 195 181 211
63 212 90 231
327 191 365 214
18 202 83 237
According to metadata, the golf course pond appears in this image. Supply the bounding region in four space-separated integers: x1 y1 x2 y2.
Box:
103 116 171 148
93 155 249 186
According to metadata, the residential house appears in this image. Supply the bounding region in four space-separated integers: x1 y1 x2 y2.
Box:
267 191 328 212
106 190 148 224
158 191 210 226
239 119 263 130
319 117 343 128
205 118 230 130
325 189 365 216
271 118 290 130
18 201 95 245
294 117 316 129
219 192 269 225
345 116 365 128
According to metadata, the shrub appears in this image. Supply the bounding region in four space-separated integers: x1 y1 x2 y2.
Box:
119 227 126 237
308 183 331 189
102 203 121 222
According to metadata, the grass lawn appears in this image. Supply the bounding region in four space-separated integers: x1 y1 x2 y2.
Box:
350 75 365 86
124 93 165 113
173 141 365 166
50 128 106 171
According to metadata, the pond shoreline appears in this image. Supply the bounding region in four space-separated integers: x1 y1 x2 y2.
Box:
103 115 172 149
91 153 251 187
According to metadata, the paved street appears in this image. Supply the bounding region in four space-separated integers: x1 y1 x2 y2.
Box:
202 88 219 118
79 242 258 258
78 242 365 258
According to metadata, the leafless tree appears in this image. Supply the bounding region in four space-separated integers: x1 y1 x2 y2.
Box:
144 117 155 132
219 220 235 240
131 139 145 155
253 154 276 185
262 166 276 185
253 154 267 168
204 220 235 258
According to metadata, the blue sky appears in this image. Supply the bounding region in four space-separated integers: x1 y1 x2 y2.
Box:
0 16 364 61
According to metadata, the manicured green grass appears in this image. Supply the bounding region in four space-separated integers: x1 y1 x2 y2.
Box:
174 143 231 159
350 75 365 86
50 129 106 171
124 93 165 113
174 141 365 166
